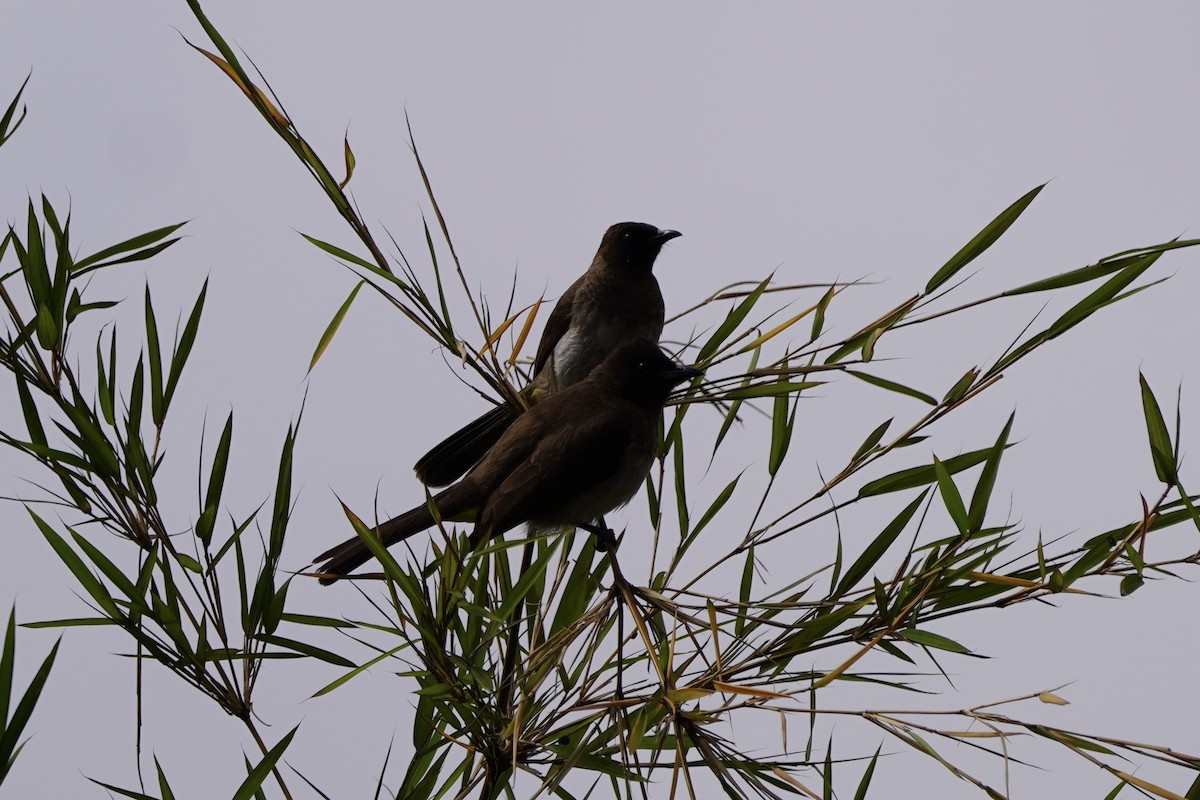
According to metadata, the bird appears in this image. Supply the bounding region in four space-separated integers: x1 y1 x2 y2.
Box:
413 222 680 488
314 339 701 583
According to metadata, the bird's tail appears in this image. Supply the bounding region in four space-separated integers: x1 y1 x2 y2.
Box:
413 401 519 487
313 487 471 584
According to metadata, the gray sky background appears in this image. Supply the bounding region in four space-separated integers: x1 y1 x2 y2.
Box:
2 3 1199 798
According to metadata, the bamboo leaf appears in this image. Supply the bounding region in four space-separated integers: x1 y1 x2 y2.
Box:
144 285 165 427
72 222 187 272
164 279 207 413
339 133 356 189
967 414 1014 532
934 457 969 534
309 281 363 372
859 446 1004 497
697 276 770 362
900 629 971 654
231 726 298 800
848 370 936 405
0 73 30 148
852 418 893 462
1044 251 1162 341
926 184 1044 293
722 381 820 400
28 510 120 618
1139 373 1178 486
834 491 927 597
256 635 354 668
196 413 233 544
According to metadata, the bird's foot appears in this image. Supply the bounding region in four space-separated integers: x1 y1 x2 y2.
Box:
581 521 619 551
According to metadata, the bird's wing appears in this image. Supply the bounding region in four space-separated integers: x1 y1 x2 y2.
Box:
472 406 638 544
532 278 580 377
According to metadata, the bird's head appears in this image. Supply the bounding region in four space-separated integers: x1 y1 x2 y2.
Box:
595 339 702 407
597 222 681 272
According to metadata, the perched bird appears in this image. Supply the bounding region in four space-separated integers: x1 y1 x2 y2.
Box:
314 339 700 583
413 222 680 487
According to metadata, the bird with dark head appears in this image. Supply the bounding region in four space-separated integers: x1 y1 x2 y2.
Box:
314 339 700 583
413 222 680 487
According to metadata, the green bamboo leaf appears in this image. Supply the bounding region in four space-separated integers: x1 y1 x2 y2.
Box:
164 279 208 414
256 634 354 668
299 233 379 272
69 529 139 601
66 295 118 323
860 446 1005 497
174 554 202 574
834 491 927 597
710 346 759 459
1120 575 1144 598
1044 251 1162 340
736 546 755 636
0 609 14 735
1139 373 1178 486
13 374 46 450
900 628 971 654
697 276 771 362
231 725 298 800
934 457 969 535
278 613 356 629
722 380 820 400
98 328 118 426
852 747 881 800
495 537 562 620
86 780 160 800
0 632 58 784
852 418 893 462
967 414 1014 532
0 73 30 148
196 413 233 544
269 424 296 558
20 617 116 629
22 199 51 315
1003 253 1143 296
311 643 406 698
1185 771 1200 800
74 239 181 278
550 541 598 635
263 579 289 635
847 370 936 405
811 285 834 342
682 474 741 551
768 390 797 476
309 281 363 372
28 510 120 618
154 757 178 800
144 285 165 427
926 184 1045 293
941 368 978 405
72 222 187 273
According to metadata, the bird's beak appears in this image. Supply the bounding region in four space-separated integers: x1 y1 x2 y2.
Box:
666 364 703 386
655 229 682 244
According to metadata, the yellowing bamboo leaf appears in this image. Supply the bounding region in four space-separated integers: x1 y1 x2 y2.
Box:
339 134 356 189
190 44 289 128
711 680 788 699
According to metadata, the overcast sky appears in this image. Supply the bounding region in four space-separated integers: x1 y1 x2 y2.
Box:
2 3 1199 799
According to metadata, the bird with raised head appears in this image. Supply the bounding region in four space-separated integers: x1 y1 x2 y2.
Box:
314 339 700 583
413 222 680 488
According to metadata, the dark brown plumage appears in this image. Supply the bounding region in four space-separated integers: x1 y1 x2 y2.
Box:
413 222 680 487
314 339 700 584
